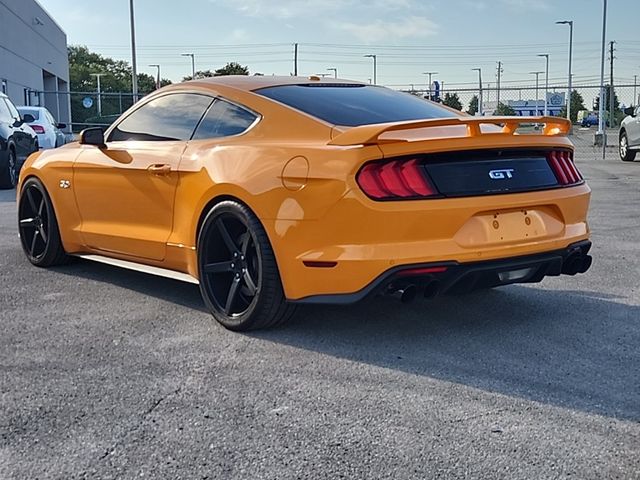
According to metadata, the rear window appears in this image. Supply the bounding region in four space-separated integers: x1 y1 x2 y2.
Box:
256 84 457 127
17 108 40 120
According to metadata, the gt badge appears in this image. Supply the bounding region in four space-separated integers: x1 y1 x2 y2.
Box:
488 169 514 179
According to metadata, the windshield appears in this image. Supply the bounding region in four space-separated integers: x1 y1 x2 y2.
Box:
256 84 458 127
17 108 40 120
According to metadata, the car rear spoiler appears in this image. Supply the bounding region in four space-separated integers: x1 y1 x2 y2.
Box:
328 116 571 146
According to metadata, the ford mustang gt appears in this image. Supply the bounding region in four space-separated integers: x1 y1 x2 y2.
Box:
17 76 592 330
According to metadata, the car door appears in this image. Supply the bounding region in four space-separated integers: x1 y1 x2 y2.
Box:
72 92 214 261
3 98 31 161
628 106 640 147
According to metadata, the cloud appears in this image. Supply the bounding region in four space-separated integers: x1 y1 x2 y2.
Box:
336 16 439 43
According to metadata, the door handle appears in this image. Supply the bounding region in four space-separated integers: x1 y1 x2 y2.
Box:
147 164 171 175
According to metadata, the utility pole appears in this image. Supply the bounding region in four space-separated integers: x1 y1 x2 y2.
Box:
609 40 616 128
129 0 138 102
496 61 502 106
634 74 638 106
293 43 298 76
90 73 105 117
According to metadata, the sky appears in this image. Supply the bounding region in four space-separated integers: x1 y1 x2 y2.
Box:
37 0 640 91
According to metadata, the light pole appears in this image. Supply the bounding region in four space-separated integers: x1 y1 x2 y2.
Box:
149 64 160 89
537 54 549 116
597 0 608 154
472 68 483 116
556 20 573 124
364 54 377 85
634 74 638 106
129 0 138 101
90 73 105 117
327 68 337 79
423 71 438 100
530 71 543 116
182 53 195 79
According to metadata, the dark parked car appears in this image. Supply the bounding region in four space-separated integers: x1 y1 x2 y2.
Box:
0 93 39 189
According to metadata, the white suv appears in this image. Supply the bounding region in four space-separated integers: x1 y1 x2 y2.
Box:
619 106 640 162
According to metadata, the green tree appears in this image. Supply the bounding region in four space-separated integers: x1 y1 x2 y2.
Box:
215 62 250 76
494 102 516 116
182 70 216 82
467 95 479 115
443 92 462 111
594 86 623 127
68 45 171 128
558 89 586 124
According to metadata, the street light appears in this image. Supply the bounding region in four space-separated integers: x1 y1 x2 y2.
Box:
634 73 638 106
327 68 337 79
129 0 138 101
364 54 377 85
90 73 105 117
556 20 573 124
422 71 438 100
530 71 543 116
182 53 195 79
537 54 550 116
471 68 483 116
149 64 160 89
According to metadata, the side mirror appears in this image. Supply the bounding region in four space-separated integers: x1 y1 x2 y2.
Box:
79 127 106 147
22 113 36 123
624 106 635 116
56 122 66 129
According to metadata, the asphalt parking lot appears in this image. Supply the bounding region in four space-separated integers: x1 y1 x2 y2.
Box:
1 130 639 479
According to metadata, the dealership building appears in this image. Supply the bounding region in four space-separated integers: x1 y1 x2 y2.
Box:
0 0 70 127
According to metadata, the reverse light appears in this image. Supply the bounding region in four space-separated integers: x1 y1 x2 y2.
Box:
547 151 583 186
357 159 438 200
31 125 45 134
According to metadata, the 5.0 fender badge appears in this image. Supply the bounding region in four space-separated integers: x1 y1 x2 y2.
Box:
59 180 71 189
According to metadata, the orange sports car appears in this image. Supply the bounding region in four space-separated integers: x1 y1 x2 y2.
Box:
17 76 592 331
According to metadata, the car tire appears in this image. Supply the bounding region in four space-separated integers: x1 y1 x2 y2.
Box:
0 148 18 189
197 200 296 331
18 177 70 267
619 131 636 162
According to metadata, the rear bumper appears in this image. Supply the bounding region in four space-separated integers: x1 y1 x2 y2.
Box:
293 240 592 304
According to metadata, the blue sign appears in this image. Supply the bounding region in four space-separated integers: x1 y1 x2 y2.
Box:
82 97 93 109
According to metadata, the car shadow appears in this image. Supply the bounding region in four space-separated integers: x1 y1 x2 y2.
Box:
53 259 639 422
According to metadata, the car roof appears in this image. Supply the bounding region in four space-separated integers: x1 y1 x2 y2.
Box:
185 75 365 92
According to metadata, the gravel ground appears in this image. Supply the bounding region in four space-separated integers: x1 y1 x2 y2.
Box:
0 129 638 479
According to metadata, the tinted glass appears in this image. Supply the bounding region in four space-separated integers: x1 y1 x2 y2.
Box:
257 84 458 127
109 93 213 142
193 99 257 139
18 108 40 120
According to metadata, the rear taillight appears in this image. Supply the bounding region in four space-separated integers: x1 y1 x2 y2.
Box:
547 150 583 186
357 159 439 200
31 125 45 134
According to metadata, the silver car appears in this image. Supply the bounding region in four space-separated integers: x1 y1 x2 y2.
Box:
619 106 640 162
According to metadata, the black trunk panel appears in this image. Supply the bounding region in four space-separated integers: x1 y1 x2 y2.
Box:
420 149 561 197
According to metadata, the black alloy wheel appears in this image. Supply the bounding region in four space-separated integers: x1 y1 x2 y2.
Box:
198 201 295 331
0 149 18 189
18 178 68 266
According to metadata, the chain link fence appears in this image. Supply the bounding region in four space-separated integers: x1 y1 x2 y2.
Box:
25 83 640 133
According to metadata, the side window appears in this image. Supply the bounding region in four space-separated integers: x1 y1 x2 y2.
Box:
192 99 257 140
109 93 213 142
0 100 12 122
5 98 20 121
